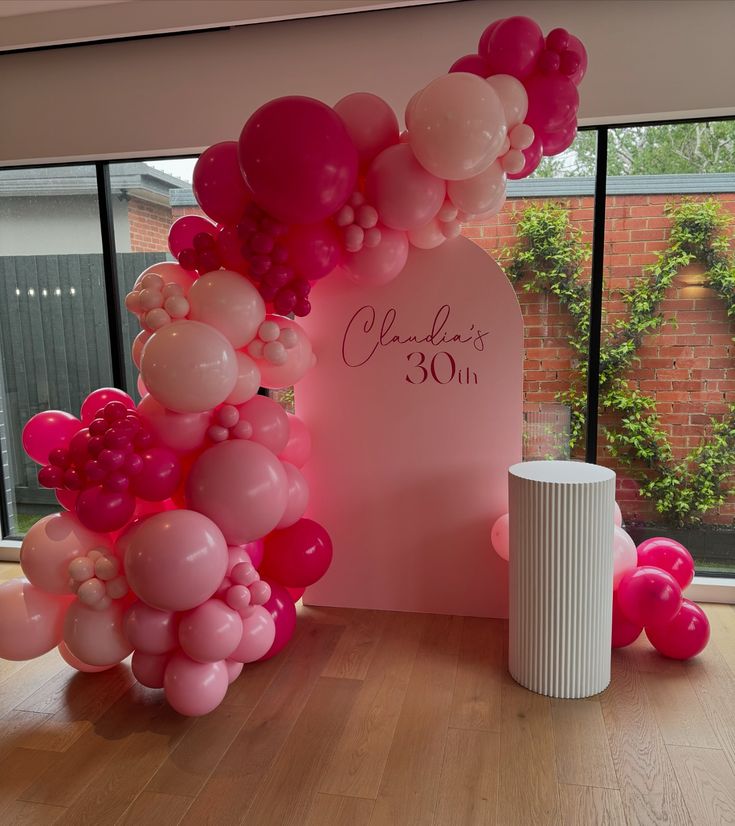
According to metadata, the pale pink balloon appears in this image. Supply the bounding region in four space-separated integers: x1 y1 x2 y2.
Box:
137 393 210 454
277 462 309 529
404 89 423 130
485 74 528 129
408 218 446 250
409 73 507 180
613 525 638 589
613 501 623 528
123 600 179 654
491 513 509 561
344 227 409 286
364 143 446 232
137 375 148 398
58 640 115 673
225 352 261 405
141 320 238 413
187 270 265 349
225 659 244 684
186 440 288 544
447 161 506 216
164 653 229 716
0 579 73 660
132 650 169 688
229 605 276 663
63 600 133 666
20 512 112 595
178 599 243 663
334 92 400 169
278 414 312 468
134 261 196 293
257 316 314 390
226 544 261 576
124 510 228 612
237 395 289 454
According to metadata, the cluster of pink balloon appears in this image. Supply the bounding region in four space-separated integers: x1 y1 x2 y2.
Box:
491 506 710 660
156 14 586 312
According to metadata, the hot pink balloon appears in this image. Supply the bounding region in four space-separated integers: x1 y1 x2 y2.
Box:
0 579 72 660
124 509 228 612
285 221 343 280
613 525 638 589
187 270 266 349
261 518 332 588
334 92 400 170
178 599 243 663
56 488 79 512
132 650 169 688
216 224 250 275
22 410 81 465
525 73 580 135
259 581 297 660
646 599 710 660
478 18 504 56
168 215 218 258
490 513 509 561
449 53 491 77
365 143 446 232
611 592 642 648
140 320 238 414
137 394 210 454
80 388 135 425
75 485 136 533
507 134 543 180
617 566 683 628
225 353 261 405
485 16 544 79
229 605 276 663
277 462 309 529
566 34 588 85
542 119 577 157
257 316 314 390
238 95 358 224
129 446 181 502
134 262 196 293
344 226 409 287
164 653 229 716
286 586 305 602
58 641 115 672
186 439 288 544
124 600 179 654
21 512 112 594
237 394 289 454
193 141 251 225
63 600 132 666
636 537 695 590
278 414 311 469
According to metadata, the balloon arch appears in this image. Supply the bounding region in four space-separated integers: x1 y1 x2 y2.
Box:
8 16 694 718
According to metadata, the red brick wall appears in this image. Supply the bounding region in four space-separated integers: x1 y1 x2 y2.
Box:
128 198 174 252
464 191 735 526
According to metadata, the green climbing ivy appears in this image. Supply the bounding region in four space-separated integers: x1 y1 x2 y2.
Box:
504 198 735 527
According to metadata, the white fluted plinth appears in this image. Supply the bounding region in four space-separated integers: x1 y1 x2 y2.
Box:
508 461 615 698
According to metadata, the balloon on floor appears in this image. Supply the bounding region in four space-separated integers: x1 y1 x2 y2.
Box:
1 16 591 715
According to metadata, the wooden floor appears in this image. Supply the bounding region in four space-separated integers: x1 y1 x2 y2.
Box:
1 561 735 826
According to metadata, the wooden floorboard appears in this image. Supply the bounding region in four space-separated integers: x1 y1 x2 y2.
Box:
0 560 732 826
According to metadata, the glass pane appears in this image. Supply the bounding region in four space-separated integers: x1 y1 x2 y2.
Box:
599 122 735 576
462 131 597 462
0 165 113 536
107 158 198 399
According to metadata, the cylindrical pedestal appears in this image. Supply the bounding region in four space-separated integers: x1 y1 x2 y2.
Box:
508 461 615 698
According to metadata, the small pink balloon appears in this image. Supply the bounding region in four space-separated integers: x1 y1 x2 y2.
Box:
478 18 504 56
225 352 261 405
260 518 332 588
449 53 491 77
168 215 218 258
278 414 311 469
344 226 409 287
259 581 297 660
216 224 250 275
225 659 244 684
75 485 136 533
124 601 179 654
226 544 258 576
646 599 710 660
22 410 82 465
613 501 623 528
130 446 181 502
284 221 343 280
491 513 509 561
63 600 132 666
137 394 210 454
237 395 289 454
193 141 251 225
58 640 115 672
0 579 73 660
613 525 638 590
507 133 543 180
485 16 544 79
334 92 400 169
178 599 243 663
257 316 314 390
229 605 276 663
187 270 266 349
617 567 683 628
637 537 695 590
132 650 170 688
164 653 229 716
611 592 642 648
565 34 588 85
134 262 196 294
80 389 135 425
277 462 309 529
56 488 79 512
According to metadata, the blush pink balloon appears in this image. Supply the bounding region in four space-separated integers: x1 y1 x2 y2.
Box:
132 650 169 688
507 134 543 180
225 352 261 405
225 659 244 684
278 414 312 469
617 567 683 628
334 92 400 169
486 16 544 79
80 388 135 424
132 331 152 369
0 579 73 660
124 509 229 612
186 440 288 545
193 141 251 225
130 447 181 501
22 410 82 465
124 600 179 654
447 160 506 216
613 501 623 528
261 518 332 588
486 74 528 130
229 605 276 663
137 394 210 454
407 218 446 250
238 95 358 224
611 592 642 648
344 226 409 287
613 525 638 590
237 395 289 454
164 653 229 716
449 53 491 77
178 599 243 663
216 224 250 275
636 537 695 590
75 485 136 533
646 599 710 660
58 640 115 672
168 215 218 258
491 513 509 561
525 73 580 135
257 316 314 390
187 270 266 349
277 462 309 529
140 320 238 413
63 600 133 666
259 582 297 660
134 262 196 293
21 512 112 594
365 143 446 232
285 221 343 280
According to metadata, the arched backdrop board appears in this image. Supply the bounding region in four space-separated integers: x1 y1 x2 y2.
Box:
297 236 523 617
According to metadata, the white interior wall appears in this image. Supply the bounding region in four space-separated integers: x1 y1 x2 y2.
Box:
1 0 734 165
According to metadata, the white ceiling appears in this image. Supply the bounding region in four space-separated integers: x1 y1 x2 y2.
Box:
0 0 127 16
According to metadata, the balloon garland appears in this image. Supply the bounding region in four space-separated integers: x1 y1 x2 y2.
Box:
2 17 597 716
